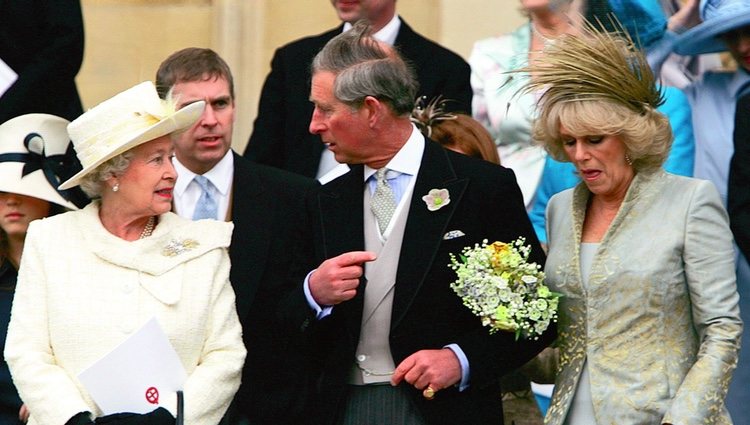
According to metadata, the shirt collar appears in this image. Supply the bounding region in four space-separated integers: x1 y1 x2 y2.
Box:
364 124 424 181
173 150 234 196
343 14 401 46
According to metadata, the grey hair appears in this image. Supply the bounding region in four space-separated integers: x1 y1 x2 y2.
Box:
78 151 135 198
311 20 418 116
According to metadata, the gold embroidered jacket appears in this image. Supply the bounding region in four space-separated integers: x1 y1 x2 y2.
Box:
544 170 742 425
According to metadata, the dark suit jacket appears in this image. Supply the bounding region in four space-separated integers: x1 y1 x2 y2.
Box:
225 153 318 425
0 262 22 425
301 142 555 425
243 19 472 178
730 93 750 259
0 0 84 122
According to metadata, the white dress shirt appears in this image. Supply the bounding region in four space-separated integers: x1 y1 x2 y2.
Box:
173 151 234 220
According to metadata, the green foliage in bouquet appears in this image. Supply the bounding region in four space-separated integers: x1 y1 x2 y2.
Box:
449 238 560 340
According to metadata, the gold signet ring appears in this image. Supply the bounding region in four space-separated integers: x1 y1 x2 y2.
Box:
423 386 436 400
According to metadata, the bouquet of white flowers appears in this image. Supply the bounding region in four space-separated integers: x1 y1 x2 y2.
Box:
449 238 560 340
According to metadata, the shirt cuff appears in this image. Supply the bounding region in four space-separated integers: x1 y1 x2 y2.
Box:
445 343 470 391
304 269 333 319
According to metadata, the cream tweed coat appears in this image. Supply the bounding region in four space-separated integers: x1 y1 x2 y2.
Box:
5 202 246 425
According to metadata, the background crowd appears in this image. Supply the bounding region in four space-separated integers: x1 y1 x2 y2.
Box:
0 0 748 424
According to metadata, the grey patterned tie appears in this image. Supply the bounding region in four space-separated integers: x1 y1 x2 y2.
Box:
371 168 396 234
192 175 218 220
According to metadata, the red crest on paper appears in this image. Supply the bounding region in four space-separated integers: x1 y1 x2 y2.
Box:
145 386 159 404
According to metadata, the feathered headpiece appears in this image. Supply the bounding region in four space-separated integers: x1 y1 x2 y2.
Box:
517 17 664 114
410 96 457 138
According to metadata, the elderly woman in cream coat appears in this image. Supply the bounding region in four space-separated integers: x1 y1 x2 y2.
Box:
5 82 246 425
519 24 742 425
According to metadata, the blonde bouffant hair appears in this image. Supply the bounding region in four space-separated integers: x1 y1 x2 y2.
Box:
534 99 672 172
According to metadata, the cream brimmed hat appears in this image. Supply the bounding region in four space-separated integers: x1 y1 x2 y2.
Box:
59 81 204 190
675 0 750 55
0 114 80 210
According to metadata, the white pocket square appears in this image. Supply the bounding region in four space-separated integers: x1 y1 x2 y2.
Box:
443 230 465 240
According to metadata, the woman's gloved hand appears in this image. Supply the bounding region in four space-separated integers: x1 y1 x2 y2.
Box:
65 412 94 425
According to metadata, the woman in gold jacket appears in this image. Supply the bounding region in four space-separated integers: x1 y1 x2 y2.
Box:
520 22 743 424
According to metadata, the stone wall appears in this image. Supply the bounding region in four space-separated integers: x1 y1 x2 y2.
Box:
78 0 525 152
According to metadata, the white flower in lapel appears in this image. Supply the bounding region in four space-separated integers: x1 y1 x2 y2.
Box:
422 188 450 211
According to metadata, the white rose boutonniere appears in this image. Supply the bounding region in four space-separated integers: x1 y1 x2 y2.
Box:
422 188 450 211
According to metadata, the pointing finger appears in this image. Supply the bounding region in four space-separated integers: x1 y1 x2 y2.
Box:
336 251 377 267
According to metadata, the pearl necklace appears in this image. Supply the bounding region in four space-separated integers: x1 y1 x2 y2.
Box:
139 216 156 239
531 21 564 46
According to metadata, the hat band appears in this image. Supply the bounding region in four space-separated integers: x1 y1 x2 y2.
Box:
0 137 79 203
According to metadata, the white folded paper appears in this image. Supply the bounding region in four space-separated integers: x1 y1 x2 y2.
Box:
78 317 187 414
0 58 18 98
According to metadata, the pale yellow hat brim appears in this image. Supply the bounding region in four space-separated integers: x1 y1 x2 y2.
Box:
59 100 204 190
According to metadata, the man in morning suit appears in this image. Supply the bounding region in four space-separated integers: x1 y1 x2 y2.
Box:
730 93 750 273
243 0 473 180
0 0 84 123
728 91 750 420
299 22 555 424
156 48 318 425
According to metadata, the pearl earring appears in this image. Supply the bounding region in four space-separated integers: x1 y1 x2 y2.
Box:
625 154 633 166
112 183 120 192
